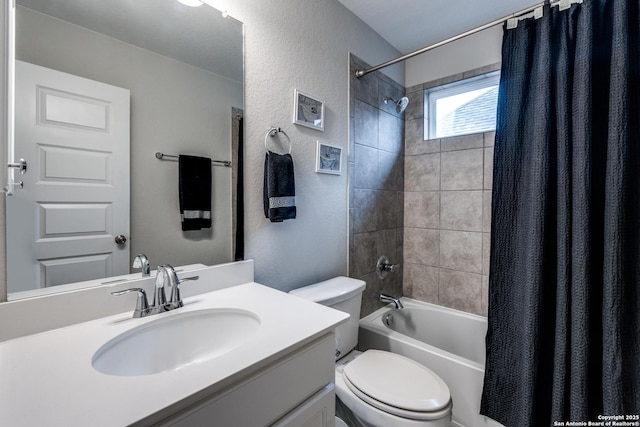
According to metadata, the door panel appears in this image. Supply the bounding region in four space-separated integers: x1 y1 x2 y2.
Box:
40 203 111 236
39 254 112 288
40 145 110 182
39 88 110 131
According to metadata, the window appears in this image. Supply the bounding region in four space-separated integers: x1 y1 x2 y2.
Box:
424 71 500 140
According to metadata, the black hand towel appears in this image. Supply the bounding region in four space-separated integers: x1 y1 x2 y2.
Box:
263 152 296 222
179 155 212 231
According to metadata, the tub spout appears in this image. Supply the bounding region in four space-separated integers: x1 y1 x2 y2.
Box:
380 293 404 309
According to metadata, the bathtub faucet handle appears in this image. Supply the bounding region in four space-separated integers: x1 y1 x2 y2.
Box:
380 293 404 309
376 255 399 279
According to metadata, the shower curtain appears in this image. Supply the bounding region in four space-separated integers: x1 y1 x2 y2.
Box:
481 1 639 425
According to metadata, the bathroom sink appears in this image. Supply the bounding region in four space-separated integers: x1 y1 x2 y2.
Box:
92 308 261 376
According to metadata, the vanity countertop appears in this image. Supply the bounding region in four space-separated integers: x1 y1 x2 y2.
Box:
0 282 348 426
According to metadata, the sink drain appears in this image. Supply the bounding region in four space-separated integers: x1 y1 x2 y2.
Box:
383 313 394 327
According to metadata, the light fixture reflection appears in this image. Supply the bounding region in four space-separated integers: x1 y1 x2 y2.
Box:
177 0 204 7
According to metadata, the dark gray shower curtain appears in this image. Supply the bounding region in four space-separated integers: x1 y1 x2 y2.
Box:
481 1 639 425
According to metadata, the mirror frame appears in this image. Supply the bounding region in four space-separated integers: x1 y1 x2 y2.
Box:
2 0 13 193
1 0 15 302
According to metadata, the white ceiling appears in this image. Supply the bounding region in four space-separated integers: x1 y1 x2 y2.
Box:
337 0 541 54
17 0 243 82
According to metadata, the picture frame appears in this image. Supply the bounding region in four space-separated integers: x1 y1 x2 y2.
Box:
315 141 342 175
293 89 324 131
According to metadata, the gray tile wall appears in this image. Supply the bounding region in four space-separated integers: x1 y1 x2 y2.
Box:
403 70 498 317
349 54 405 317
403 127 494 314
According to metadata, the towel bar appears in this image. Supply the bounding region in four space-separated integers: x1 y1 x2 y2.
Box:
154 152 231 167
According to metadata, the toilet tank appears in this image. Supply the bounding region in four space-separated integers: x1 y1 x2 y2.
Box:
289 276 365 360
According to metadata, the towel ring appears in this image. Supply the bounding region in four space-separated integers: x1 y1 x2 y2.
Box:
264 127 292 155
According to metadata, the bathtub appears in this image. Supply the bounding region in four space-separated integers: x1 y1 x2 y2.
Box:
358 298 504 427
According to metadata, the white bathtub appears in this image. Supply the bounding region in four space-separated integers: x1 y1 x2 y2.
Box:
358 298 504 427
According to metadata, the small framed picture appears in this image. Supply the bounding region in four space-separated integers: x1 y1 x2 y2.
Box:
315 141 342 175
293 89 324 131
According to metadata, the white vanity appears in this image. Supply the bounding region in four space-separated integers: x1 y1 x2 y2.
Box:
0 261 348 426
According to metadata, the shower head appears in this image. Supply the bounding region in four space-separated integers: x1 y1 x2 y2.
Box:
383 96 410 114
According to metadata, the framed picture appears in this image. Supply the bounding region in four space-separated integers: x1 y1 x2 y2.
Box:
293 89 324 131
315 141 342 175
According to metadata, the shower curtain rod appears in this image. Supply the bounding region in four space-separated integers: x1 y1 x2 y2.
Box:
354 1 551 79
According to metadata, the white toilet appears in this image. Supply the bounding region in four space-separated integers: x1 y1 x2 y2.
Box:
290 277 452 427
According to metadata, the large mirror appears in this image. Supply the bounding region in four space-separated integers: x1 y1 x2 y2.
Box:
5 0 244 300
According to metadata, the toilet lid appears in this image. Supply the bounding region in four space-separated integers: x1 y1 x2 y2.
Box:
342 350 451 413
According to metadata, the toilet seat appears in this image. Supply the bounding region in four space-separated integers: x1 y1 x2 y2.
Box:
341 350 451 421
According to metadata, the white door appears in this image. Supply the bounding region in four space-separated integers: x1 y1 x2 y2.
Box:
7 61 130 293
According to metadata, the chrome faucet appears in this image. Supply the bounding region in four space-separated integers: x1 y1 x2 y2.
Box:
157 264 199 310
111 264 199 318
132 254 151 277
380 293 404 309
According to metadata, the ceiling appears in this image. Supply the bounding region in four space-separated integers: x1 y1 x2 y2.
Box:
337 0 542 54
16 0 243 82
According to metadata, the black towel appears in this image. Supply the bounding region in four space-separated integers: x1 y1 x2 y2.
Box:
263 152 296 222
179 155 212 231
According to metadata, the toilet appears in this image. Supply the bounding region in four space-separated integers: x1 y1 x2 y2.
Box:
290 277 452 427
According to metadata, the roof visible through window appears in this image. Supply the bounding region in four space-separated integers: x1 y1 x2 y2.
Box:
425 72 500 140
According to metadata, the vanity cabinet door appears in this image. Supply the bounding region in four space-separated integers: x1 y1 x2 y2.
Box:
271 383 335 427
158 334 335 427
